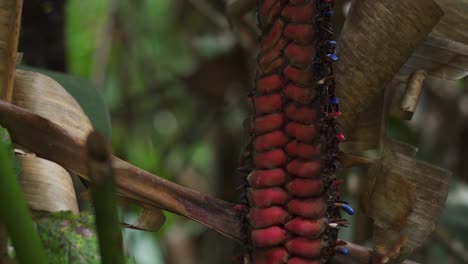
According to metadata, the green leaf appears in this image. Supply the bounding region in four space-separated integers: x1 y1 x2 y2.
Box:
17 65 111 137
0 127 47 264
0 127 21 176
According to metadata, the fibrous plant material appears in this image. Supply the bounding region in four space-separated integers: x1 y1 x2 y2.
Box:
361 140 451 263
334 0 443 137
0 0 22 102
243 1 351 263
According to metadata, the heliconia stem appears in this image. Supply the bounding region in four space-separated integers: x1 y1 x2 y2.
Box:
240 0 350 263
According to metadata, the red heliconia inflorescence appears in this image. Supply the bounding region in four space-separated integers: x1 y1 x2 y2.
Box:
240 0 352 263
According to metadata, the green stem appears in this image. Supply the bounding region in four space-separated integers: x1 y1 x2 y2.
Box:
87 132 124 264
1 224 10 264
0 137 47 264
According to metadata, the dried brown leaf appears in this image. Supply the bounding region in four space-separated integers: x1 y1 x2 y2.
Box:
17 155 79 214
336 0 443 136
364 145 451 263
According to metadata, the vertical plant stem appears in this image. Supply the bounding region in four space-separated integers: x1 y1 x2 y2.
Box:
0 0 23 102
0 224 9 264
86 132 124 264
0 133 46 264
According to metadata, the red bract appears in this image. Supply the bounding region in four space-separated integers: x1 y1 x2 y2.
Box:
256 75 284 94
251 226 289 247
285 122 317 142
255 113 284 134
245 0 346 263
285 217 327 237
249 188 289 207
285 237 324 258
248 169 288 188
249 207 289 228
255 94 283 114
252 247 289 264
255 149 287 169
254 131 289 151
286 179 324 197
287 198 327 218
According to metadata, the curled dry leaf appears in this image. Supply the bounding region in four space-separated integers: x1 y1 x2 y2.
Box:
17 155 79 214
396 35 468 82
11 69 91 215
396 0 468 84
383 0 468 129
362 140 451 263
338 0 468 141
13 69 93 141
121 207 166 232
335 0 443 136
390 70 427 121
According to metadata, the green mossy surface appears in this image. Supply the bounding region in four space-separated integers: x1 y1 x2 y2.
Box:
36 212 101 264
36 212 135 264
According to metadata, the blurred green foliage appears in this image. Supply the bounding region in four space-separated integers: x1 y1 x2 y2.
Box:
0 127 47 264
63 1 222 263
66 0 108 77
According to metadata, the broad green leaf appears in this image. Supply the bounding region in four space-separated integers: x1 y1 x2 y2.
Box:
17 65 111 137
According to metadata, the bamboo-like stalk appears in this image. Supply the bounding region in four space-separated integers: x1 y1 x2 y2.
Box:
0 99 419 264
0 0 22 102
0 129 46 264
87 132 124 264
